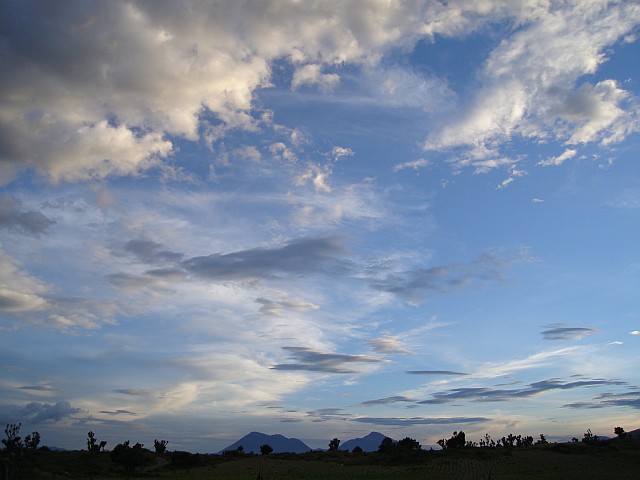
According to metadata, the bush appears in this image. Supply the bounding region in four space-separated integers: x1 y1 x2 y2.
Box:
110 441 151 472
328 438 340 451
260 444 273 455
171 451 204 468
154 439 169 453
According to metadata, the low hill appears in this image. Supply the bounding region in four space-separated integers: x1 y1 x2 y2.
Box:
340 432 388 452
218 432 310 454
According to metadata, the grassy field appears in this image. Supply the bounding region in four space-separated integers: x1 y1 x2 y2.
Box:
12 439 640 479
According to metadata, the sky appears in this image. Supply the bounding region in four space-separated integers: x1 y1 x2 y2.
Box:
1 0 640 453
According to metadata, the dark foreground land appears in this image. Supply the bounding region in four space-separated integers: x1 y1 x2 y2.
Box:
12 439 640 479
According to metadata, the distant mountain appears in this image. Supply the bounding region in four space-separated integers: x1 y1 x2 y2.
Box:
218 432 311 454
339 432 388 452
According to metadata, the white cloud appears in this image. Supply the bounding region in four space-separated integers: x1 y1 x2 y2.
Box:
425 1 640 166
394 159 430 172
292 64 340 92
630 330 640 335
539 148 578 167
0 248 48 313
331 146 354 160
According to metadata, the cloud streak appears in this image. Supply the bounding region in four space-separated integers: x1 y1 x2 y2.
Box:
271 347 384 374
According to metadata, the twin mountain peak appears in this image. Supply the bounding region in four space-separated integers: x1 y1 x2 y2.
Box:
219 431 387 454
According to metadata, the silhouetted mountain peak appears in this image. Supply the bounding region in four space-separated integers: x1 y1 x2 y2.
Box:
340 432 389 452
219 432 310 454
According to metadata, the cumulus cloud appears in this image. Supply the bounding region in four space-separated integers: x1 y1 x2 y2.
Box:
20 401 82 423
292 64 340 91
271 346 383 374
2 0 478 184
425 1 640 168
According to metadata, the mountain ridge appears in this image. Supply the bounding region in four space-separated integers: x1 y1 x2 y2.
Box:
218 432 310 454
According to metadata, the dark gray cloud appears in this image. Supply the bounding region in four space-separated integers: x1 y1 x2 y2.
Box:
306 408 353 423
563 390 640 410
0 193 55 235
407 370 468 376
20 401 82 423
256 297 318 316
418 378 626 405
19 385 55 392
368 251 519 303
360 396 414 406
271 346 383 374
353 416 490 426
113 388 150 396
542 325 598 340
107 273 161 289
99 409 138 416
123 239 183 264
183 236 347 281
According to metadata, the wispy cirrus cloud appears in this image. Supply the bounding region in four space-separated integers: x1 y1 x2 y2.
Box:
418 378 626 405
406 370 468 376
563 390 640 410
352 416 490 427
359 396 415 406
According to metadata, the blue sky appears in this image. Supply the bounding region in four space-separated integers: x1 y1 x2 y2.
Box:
1 0 639 452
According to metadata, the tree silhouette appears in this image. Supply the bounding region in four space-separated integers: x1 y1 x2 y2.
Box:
328 438 340 451
614 427 626 438
260 443 273 455
154 439 169 453
377 436 395 453
397 437 421 451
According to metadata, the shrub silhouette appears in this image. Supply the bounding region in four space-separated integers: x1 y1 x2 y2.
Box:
614 427 626 438
582 429 599 445
154 439 169 454
260 443 273 455
438 431 466 450
377 436 395 453
352 445 363 453
86 431 106 452
111 441 150 472
171 451 204 468
2 424 22 452
397 437 421 451
23 432 40 450
328 438 340 451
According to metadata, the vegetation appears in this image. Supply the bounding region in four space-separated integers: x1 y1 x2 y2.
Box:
2 425 639 479
154 439 169 454
328 438 340 451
